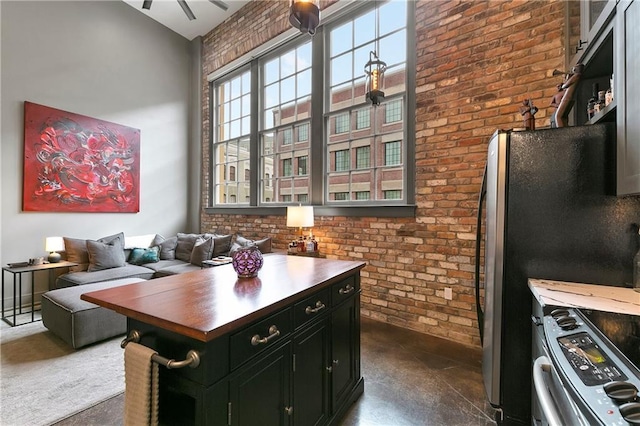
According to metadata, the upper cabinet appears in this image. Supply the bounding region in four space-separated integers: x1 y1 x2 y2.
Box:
572 0 640 196
616 0 640 195
579 0 616 51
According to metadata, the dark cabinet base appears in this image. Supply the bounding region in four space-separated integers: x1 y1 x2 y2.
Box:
128 273 363 426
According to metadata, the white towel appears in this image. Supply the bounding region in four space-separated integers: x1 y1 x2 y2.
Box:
124 342 159 426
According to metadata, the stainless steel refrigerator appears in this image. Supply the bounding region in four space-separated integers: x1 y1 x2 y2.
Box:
475 124 640 425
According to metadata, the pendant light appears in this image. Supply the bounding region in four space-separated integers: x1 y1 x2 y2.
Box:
364 51 387 106
289 0 320 36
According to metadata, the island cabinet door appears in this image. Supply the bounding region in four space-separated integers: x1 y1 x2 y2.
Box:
330 293 360 413
292 319 330 426
228 341 292 426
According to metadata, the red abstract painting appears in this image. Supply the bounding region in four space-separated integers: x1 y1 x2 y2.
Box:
23 101 140 213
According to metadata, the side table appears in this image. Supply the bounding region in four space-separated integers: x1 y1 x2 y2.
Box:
2 260 77 326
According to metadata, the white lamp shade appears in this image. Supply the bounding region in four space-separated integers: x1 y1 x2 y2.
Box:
45 236 65 252
286 206 314 228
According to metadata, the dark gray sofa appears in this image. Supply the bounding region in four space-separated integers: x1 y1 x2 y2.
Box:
42 232 272 349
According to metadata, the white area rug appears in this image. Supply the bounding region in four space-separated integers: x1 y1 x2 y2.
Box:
0 321 124 425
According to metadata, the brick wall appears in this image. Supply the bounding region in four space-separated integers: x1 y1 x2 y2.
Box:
200 0 567 347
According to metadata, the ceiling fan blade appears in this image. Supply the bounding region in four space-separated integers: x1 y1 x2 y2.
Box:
209 0 229 11
142 0 152 10
177 0 196 20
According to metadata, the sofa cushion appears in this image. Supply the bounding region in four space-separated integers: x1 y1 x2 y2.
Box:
41 278 146 349
154 263 202 277
233 236 273 254
212 234 233 257
55 264 154 288
190 237 213 267
158 236 178 260
63 237 90 272
128 246 160 265
142 259 186 273
175 233 200 262
87 233 126 272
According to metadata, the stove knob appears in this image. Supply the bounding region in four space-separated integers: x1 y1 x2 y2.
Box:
603 381 638 404
619 402 640 425
556 315 578 330
550 308 570 319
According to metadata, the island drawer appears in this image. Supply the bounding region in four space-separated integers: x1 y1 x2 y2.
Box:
331 275 358 306
229 307 292 370
294 288 330 328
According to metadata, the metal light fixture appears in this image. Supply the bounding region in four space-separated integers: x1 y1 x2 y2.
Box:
289 0 320 36
364 51 387 106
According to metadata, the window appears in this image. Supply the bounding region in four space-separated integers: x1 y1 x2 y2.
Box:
356 109 370 129
298 156 308 175
209 1 412 209
297 123 309 142
283 158 293 176
335 114 349 134
385 141 401 166
335 150 349 172
259 40 312 204
325 0 408 204
283 128 293 145
385 99 402 123
384 190 401 199
334 192 348 201
355 146 370 169
212 69 251 205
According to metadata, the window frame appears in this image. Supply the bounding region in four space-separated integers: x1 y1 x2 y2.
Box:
206 0 416 218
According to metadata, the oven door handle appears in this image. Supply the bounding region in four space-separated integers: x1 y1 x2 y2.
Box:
533 356 564 426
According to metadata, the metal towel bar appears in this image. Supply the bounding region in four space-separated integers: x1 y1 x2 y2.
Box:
121 330 201 369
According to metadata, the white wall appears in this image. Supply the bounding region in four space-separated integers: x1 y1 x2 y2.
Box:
1 1 194 307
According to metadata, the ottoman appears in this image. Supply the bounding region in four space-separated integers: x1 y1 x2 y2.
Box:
41 278 146 349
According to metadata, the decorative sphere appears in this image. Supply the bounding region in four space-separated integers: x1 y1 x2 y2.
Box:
231 245 263 278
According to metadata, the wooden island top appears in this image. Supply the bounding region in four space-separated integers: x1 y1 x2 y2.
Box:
81 254 365 342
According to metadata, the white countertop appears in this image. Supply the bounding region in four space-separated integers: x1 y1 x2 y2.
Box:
528 279 640 316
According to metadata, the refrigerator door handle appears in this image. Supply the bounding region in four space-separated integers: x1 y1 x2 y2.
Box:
475 163 488 344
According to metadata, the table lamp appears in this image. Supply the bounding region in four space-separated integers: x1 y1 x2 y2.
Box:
45 236 64 263
286 205 314 238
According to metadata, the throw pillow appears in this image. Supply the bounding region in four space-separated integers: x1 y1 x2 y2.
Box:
212 234 233 257
151 234 165 246
63 237 89 272
158 236 178 260
254 237 272 254
190 237 214 266
87 233 126 272
233 236 272 253
229 242 243 256
176 233 201 262
128 246 160 265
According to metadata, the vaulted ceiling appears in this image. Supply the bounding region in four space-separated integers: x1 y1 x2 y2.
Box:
122 0 251 41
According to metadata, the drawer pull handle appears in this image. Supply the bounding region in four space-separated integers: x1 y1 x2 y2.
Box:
251 325 280 346
305 301 326 315
284 406 293 415
338 284 354 295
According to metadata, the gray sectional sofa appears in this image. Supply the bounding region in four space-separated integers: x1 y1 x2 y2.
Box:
42 232 272 348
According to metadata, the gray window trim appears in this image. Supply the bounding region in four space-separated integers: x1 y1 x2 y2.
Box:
206 0 416 214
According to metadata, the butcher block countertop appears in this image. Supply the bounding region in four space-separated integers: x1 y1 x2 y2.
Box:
528 278 640 317
82 254 365 342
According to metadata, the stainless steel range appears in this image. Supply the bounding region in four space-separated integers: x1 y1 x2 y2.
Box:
532 308 640 425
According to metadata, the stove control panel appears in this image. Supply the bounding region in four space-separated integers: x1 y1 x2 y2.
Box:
557 332 627 386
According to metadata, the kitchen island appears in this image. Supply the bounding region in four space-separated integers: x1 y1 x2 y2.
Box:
82 254 366 425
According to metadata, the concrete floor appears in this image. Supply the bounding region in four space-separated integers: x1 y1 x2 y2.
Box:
53 317 496 426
